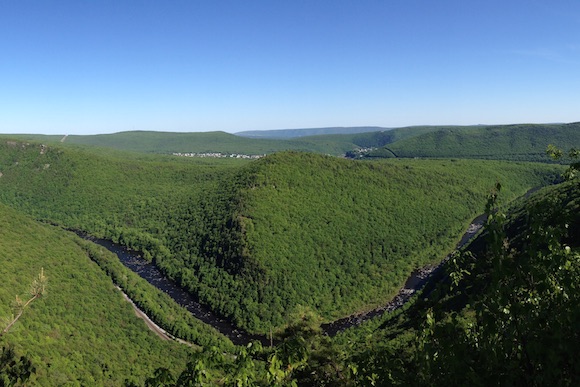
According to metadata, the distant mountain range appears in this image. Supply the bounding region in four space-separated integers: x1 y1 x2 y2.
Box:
235 126 391 138
2 122 579 163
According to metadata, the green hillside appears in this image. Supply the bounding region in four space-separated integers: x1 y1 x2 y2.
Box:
310 125 443 150
0 139 563 336
0 125 442 157
0 139 243 231
4 122 579 162
0 136 576 385
135 165 580 387
0 130 358 156
0 203 190 385
235 126 390 139
367 122 580 161
336 177 580 386
174 154 561 333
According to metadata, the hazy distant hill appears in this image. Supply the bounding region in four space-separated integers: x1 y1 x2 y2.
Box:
4 122 579 162
303 125 444 149
0 129 408 156
0 130 360 156
235 126 390 139
0 125 462 157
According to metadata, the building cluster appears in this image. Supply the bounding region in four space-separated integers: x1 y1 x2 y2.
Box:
172 152 264 159
344 147 377 158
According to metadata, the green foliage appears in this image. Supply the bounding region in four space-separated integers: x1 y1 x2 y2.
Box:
165 153 560 333
77 239 234 351
4 132 568 384
0 345 35 386
342 178 580 386
1 269 47 338
369 122 580 162
0 140 563 335
0 203 190 385
2 133 577 385
140 312 349 387
287 151 576 385
547 143 580 180
413 181 580 385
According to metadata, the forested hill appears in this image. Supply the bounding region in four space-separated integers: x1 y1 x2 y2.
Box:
3 122 579 162
0 130 359 156
367 122 580 161
235 126 390 139
0 132 579 385
0 140 563 335
0 202 190 385
0 126 454 157
339 178 580 386
152 152 563 333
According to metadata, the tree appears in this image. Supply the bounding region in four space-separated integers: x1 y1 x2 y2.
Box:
1 269 47 337
414 174 580 385
0 346 35 387
547 144 579 180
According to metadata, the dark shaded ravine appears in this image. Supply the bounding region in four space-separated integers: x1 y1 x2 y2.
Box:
80 214 487 346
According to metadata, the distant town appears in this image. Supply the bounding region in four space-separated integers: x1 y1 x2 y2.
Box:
172 152 264 159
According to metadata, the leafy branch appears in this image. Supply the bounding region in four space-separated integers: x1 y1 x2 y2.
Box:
547 144 579 180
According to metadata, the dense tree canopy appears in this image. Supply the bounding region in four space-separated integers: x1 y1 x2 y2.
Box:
0 137 577 385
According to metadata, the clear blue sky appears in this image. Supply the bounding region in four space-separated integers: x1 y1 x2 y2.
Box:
1 0 579 135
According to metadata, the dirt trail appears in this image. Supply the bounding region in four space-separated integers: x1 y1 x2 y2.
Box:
116 286 192 345
92 214 488 343
116 286 171 340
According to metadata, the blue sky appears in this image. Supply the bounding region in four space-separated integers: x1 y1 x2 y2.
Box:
1 0 579 135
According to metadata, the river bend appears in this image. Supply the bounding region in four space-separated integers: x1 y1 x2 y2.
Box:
83 215 486 345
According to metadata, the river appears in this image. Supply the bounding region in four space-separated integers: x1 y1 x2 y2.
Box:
83 236 270 346
80 213 487 346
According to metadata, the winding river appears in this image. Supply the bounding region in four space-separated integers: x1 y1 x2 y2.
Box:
83 214 486 345
84 236 269 346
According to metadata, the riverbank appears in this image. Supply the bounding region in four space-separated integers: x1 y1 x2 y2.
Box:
79 213 486 344
322 214 486 335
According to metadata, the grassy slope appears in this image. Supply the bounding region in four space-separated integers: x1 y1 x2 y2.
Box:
373 122 580 161
0 204 190 386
